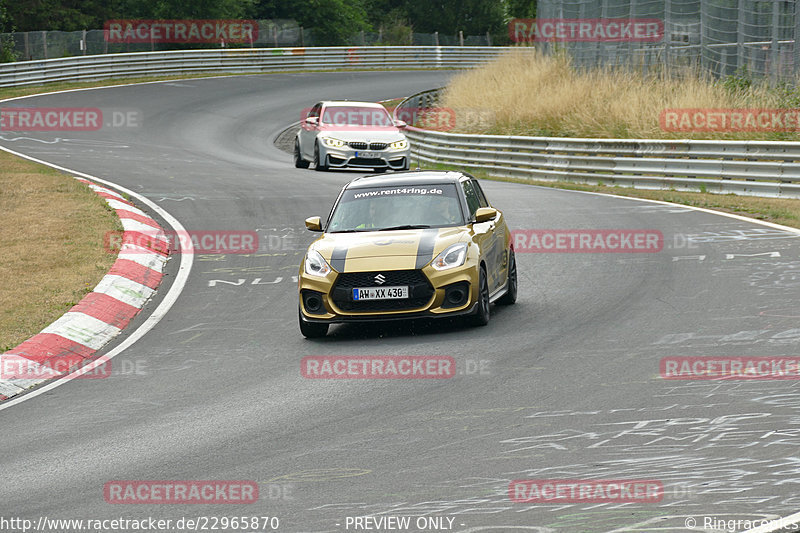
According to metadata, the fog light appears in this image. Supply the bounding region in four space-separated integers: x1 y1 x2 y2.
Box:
447 289 465 305
303 290 326 314
442 282 469 309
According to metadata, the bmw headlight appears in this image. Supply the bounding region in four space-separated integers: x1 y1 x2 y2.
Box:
390 139 409 150
320 137 346 148
431 243 468 271
305 249 332 277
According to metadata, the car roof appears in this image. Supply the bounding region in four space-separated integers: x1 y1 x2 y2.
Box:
345 171 468 189
320 101 386 108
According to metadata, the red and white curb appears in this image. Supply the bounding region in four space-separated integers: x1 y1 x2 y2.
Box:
0 178 169 401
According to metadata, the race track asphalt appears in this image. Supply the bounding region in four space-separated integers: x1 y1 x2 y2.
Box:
2 70 800 533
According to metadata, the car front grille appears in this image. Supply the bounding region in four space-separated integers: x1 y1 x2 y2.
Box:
346 142 389 151
331 270 434 312
350 158 387 166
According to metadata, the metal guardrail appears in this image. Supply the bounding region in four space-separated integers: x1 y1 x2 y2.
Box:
395 88 800 199
0 46 505 88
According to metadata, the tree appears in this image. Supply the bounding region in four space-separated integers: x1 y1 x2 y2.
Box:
149 0 255 19
403 0 505 36
6 0 256 31
0 0 10 32
0 0 18 62
505 0 536 19
7 0 106 31
254 0 369 46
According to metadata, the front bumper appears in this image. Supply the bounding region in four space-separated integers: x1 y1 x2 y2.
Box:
299 263 479 324
319 145 410 169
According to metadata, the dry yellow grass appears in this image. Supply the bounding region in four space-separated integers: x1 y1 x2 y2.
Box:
0 152 121 351
441 48 800 140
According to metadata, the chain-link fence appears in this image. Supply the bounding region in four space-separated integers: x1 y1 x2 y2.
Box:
1 20 307 61
0 20 493 62
346 30 492 47
536 0 800 82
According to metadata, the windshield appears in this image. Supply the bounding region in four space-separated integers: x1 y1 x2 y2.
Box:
327 184 464 232
321 106 394 127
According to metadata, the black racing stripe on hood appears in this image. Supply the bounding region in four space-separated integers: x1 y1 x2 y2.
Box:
415 228 440 269
330 244 348 272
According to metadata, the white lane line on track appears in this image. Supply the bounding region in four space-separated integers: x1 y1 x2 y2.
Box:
0 144 193 412
743 510 800 533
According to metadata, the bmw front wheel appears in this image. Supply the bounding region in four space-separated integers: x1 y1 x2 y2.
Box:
294 139 310 169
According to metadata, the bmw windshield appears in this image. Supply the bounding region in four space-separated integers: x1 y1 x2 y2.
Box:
327 184 465 232
321 105 395 127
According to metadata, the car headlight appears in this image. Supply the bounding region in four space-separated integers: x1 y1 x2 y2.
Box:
320 137 346 148
390 139 408 150
431 243 468 271
305 249 332 277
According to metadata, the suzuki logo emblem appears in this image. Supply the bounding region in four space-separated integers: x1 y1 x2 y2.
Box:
374 274 386 285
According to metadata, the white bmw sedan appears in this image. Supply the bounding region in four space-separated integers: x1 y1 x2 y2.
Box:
294 100 411 172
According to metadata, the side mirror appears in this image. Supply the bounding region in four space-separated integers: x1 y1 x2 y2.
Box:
305 216 323 232
474 207 497 223
305 116 319 126
393 119 407 128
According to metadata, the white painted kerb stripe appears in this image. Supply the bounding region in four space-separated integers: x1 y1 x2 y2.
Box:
92 275 155 308
41 312 122 351
87 183 125 200
106 198 146 215
0 381 24 397
120 218 165 234
118 244 168 270
0 355 68 388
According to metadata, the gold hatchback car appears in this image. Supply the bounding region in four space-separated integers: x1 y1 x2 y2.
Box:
298 171 517 337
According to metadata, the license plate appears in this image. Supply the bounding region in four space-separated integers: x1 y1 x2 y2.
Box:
355 151 380 158
353 286 409 300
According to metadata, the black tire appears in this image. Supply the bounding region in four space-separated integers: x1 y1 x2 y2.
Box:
299 307 329 338
497 249 517 305
294 139 309 169
314 143 328 171
468 266 490 327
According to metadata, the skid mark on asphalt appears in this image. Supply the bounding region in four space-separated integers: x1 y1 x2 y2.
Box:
268 469 372 483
